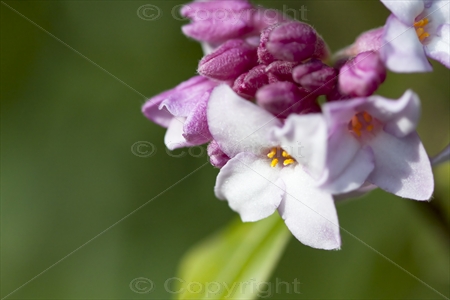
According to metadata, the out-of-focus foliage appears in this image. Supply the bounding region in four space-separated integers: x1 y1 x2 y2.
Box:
177 215 290 300
1 1 449 299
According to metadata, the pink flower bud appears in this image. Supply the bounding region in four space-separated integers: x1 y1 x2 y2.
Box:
198 39 258 81
293 59 337 95
338 51 387 97
181 0 254 44
261 22 324 63
232 65 268 99
256 82 318 118
265 61 298 83
207 140 230 168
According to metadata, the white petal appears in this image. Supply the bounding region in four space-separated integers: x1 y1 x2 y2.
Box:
366 90 421 138
164 117 192 150
319 125 375 194
367 131 434 200
271 114 327 179
215 152 285 222
380 0 424 25
380 15 432 72
322 97 367 131
278 165 341 250
207 85 282 158
425 24 450 68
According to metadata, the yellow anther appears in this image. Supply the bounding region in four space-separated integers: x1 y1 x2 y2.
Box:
351 116 359 127
366 124 374 131
354 129 361 137
282 151 290 158
419 32 430 41
416 27 424 36
267 148 277 159
363 111 372 122
283 159 295 166
414 18 429 27
270 158 279 168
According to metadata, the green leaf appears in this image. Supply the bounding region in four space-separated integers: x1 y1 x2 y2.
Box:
175 214 291 300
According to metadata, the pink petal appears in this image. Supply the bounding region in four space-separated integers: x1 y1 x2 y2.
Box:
367 131 434 200
366 90 421 138
319 125 375 194
380 0 424 25
425 24 450 68
380 15 432 73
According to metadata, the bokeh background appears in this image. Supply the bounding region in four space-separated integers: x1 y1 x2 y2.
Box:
2 0 449 299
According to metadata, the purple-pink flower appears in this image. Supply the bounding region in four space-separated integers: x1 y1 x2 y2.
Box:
318 90 434 200
140 0 443 251
142 76 216 150
380 0 450 72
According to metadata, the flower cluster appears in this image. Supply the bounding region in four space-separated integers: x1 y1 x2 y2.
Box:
142 0 449 250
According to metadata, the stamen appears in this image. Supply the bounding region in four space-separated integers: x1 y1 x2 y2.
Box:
349 111 374 137
283 159 295 166
416 28 424 36
419 32 430 41
267 147 296 167
271 158 279 168
363 112 372 122
414 18 428 27
267 148 276 158
414 18 430 43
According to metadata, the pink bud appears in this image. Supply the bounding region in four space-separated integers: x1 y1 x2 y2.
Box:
263 22 319 62
256 82 318 118
338 51 387 97
265 61 298 83
207 140 230 168
198 39 258 81
258 24 278 64
181 0 254 43
293 59 337 95
232 65 268 99
335 27 384 59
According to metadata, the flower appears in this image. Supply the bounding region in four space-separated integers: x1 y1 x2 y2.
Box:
380 0 450 72
142 76 217 150
318 90 434 200
207 84 341 250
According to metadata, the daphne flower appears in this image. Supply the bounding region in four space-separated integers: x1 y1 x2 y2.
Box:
142 76 216 150
380 0 450 72
207 85 340 250
318 90 434 200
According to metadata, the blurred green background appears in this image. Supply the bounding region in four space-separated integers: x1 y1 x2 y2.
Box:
1 0 449 299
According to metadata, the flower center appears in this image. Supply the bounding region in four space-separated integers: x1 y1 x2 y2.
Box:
267 147 296 168
414 18 430 42
348 111 374 137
